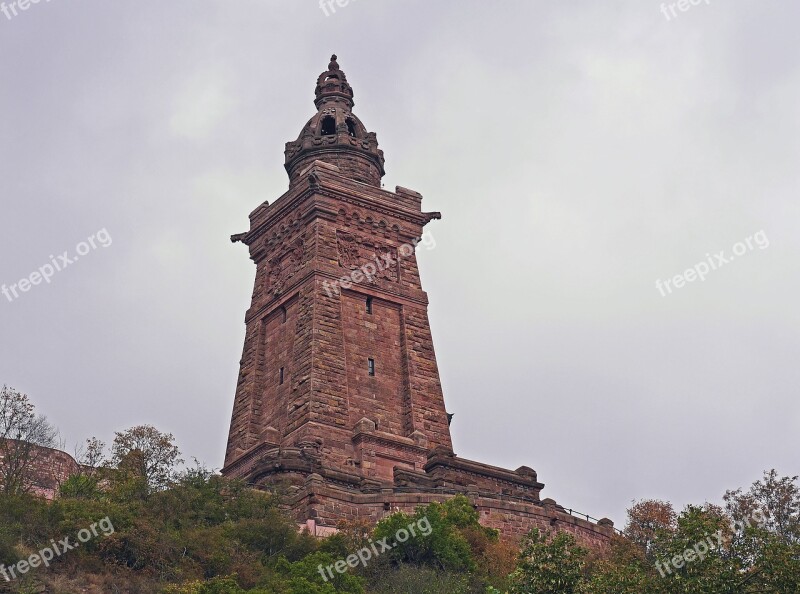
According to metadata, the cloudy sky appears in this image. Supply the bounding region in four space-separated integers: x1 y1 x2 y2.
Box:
1 0 798 526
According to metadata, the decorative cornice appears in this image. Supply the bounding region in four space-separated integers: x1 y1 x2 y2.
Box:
239 168 438 248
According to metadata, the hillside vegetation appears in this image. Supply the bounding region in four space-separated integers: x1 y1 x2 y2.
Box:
1 388 798 593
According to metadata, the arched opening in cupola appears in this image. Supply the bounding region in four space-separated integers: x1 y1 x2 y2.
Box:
321 116 336 136
346 118 357 137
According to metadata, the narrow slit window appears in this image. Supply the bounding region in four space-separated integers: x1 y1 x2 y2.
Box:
280 306 287 323
279 367 285 385
366 297 373 314
368 358 375 377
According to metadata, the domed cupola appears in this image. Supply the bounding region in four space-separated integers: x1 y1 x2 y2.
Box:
284 55 386 187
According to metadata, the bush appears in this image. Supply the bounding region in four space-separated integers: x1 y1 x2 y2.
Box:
508 528 587 594
372 496 478 572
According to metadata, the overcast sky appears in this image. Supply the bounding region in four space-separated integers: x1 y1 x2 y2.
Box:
1 0 798 526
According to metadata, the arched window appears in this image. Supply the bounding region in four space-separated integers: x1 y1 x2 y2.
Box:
346 118 357 138
321 116 336 136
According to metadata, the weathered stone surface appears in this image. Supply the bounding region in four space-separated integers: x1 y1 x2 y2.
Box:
222 57 613 547
0 439 79 500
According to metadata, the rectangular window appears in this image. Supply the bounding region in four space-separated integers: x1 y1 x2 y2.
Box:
366 297 373 314
368 358 375 376
279 367 285 385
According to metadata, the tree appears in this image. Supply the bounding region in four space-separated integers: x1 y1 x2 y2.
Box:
0 385 61 495
371 495 484 572
583 473 800 594
363 496 510 592
652 504 742 591
624 499 676 557
508 528 587 594
111 425 183 493
60 437 109 499
724 470 800 591
583 534 653 594
76 436 108 471
725 469 800 544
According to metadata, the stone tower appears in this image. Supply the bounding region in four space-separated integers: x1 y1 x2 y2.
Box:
224 55 451 482
222 57 615 546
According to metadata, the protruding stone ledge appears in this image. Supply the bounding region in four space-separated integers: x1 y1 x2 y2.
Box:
299 160 342 178
424 449 545 501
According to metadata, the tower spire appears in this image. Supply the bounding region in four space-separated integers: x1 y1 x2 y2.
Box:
284 55 385 187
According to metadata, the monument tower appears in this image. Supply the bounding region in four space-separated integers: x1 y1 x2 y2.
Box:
222 56 615 546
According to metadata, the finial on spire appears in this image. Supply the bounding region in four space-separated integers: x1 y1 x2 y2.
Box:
314 54 353 109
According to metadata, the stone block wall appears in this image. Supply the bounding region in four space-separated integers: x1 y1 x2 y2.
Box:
286 470 615 548
0 439 79 499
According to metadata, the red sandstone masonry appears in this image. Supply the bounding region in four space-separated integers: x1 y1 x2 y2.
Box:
224 165 452 473
0 439 79 500
222 57 614 549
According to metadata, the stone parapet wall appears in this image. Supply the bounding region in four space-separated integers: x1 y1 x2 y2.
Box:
283 473 614 548
0 438 79 499
270 449 615 548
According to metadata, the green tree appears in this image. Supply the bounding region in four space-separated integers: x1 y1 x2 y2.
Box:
724 470 800 592
583 534 653 594
582 473 800 594
508 528 587 594
372 496 482 572
111 425 183 494
277 551 365 593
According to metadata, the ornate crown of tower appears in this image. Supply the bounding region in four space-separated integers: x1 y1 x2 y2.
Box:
284 55 385 187
221 57 615 545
